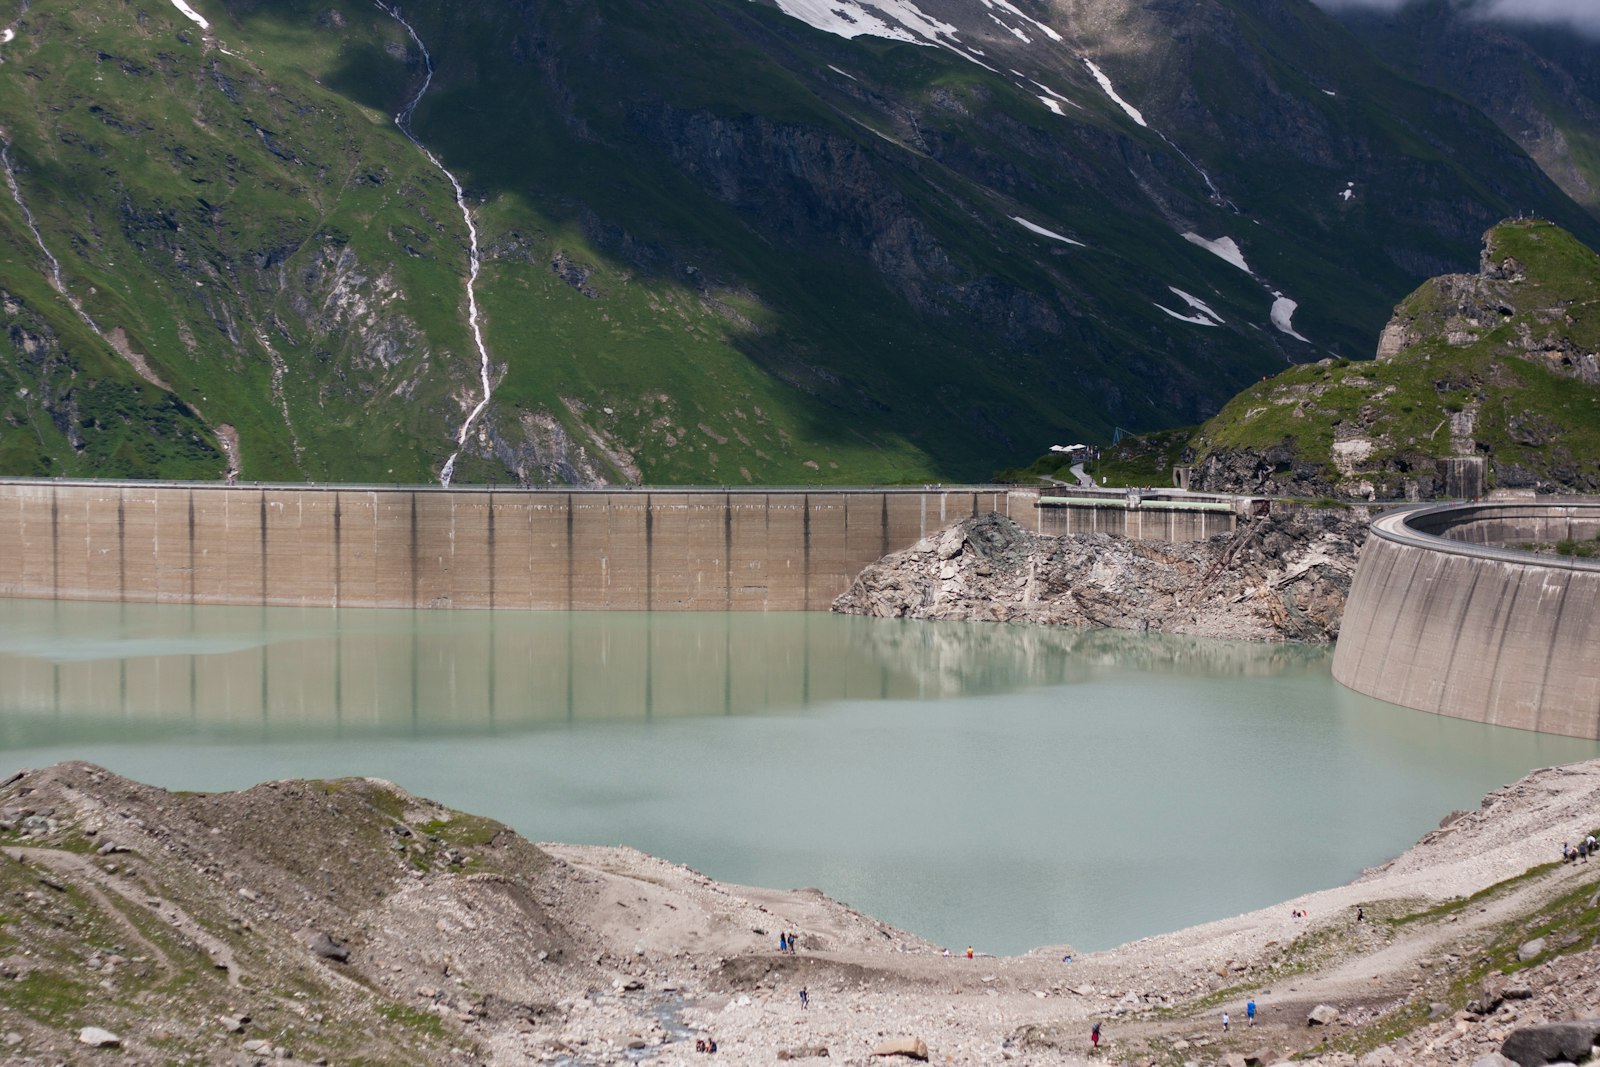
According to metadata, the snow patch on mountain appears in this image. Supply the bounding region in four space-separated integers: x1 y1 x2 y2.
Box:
990 14 1030 42
1271 295 1311 342
1082 58 1146 127
1011 216 1084 245
1168 287 1224 323
980 0 1064 42
1156 304 1218 326
1 28 14 44
1032 81 1080 108
767 0 956 44
169 0 209 30
1182 232 1251 273
1038 95 1064 114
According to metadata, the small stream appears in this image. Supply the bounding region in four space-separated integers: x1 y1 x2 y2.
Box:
374 3 496 487
0 134 106 338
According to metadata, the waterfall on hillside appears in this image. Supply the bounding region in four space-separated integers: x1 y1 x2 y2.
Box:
1 134 106 338
375 3 495 488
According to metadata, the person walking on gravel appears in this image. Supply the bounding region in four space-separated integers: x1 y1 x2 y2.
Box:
1090 1022 1101 1051
1247 999 1256 1027
1222 1011 1230 1032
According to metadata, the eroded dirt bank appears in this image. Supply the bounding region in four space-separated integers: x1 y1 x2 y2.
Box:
2 761 1599 1066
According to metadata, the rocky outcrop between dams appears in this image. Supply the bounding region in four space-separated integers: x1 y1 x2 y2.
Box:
832 509 1368 643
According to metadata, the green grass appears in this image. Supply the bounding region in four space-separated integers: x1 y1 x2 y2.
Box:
1176 220 1600 494
3 0 1596 485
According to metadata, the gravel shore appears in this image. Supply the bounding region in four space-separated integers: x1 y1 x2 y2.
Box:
3 758 1599 1066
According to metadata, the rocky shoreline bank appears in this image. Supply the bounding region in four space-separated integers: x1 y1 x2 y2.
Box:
3 760 1599 1067
832 509 1369 643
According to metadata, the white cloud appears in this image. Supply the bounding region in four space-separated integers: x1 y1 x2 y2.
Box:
1313 0 1600 38
1474 0 1600 36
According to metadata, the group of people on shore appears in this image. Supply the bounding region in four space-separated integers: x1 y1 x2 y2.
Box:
1562 833 1597 863
776 931 801 952
1091 998 1259 1053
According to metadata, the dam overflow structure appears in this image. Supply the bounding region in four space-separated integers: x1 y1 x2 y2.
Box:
1333 501 1600 740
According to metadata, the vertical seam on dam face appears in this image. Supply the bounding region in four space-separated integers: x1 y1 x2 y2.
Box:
486 492 495 611
880 495 889 558
117 492 126 603
409 494 419 610
1533 576 1575 733
187 490 196 603
645 493 654 612
333 495 343 608
259 490 268 606
565 493 574 611
49 482 58 598
803 494 812 613
1483 575 1526 722
723 495 732 613
1436 564 1485 715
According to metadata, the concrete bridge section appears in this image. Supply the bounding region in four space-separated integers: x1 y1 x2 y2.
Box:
1332 502 1600 740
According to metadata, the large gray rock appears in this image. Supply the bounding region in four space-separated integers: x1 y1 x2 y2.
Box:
1517 937 1546 962
77 1027 121 1048
1501 1019 1600 1066
1307 1004 1340 1026
294 928 350 963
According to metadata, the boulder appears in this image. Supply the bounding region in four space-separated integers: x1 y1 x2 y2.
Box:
77 1027 121 1047
1516 938 1545 962
294 928 350 962
777 1047 830 1060
1502 1019 1600 1066
1307 1004 1340 1026
1470 1055 1517 1067
871 1036 929 1060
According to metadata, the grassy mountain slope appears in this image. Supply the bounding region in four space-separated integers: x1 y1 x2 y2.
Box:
1 0 1596 484
1184 218 1600 497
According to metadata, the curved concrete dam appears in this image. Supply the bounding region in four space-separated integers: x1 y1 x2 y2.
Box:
1332 501 1600 740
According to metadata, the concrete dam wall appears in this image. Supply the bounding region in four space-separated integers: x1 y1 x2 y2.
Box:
1332 502 1600 740
0 481 1050 611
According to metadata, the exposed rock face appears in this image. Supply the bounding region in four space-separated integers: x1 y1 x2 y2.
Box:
1378 235 1600 385
1185 219 1600 500
833 509 1367 643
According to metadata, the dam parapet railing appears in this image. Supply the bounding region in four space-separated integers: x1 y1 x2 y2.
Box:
1333 500 1600 740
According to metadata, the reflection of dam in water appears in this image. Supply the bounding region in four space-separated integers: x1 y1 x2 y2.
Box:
5 598 1598 957
0 599 1325 745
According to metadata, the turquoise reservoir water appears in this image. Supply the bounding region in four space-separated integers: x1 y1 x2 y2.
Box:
2 599 1595 955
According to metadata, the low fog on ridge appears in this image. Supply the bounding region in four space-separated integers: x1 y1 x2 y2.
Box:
1312 0 1600 36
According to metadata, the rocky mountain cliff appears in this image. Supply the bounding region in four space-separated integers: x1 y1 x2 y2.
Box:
1 0 1596 485
1184 218 1600 499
